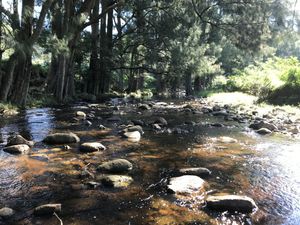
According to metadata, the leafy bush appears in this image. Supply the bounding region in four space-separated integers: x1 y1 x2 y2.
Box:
211 75 228 90
266 67 300 105
226 57 299 99
281 67 300 87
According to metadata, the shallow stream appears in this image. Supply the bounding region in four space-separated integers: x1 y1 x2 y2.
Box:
0 102 299 225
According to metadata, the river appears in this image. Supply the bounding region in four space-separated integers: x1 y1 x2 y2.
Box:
0 102 299 225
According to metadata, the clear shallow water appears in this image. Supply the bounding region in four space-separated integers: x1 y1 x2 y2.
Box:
0 103 299 225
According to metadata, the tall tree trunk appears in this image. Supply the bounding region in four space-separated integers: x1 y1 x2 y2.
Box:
0 0 2 87
9 0 34 106
127 47 137 93
104 0 113 93
99 0 107 94
185 69 193 96
171 76 178 98
0 0 3 63
88 0 100 95
155 73 166 96
116 5 124 91
194 76 201 92
0 55 16 101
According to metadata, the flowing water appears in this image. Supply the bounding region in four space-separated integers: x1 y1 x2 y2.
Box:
0 102 299 225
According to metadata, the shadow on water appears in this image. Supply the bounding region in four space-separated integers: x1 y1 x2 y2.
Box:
0 103 299 224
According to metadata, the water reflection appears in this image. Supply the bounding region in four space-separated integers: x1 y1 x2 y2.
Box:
253 140 300 224
25 108 54 141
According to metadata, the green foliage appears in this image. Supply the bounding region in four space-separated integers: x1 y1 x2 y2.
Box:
281 67 300 86
225 57 300 98
0 102 18 111
211 75 228 90
218 57 300 104
26 95 60 108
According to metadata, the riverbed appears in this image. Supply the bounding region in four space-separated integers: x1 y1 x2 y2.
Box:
0 100 299 225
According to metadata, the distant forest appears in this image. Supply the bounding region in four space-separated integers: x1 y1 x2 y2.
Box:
0 0 300 106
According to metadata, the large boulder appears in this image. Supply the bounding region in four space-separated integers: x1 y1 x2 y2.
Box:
249 121 278 131
100 175 133 188
178 167 212 177
98 159 133 173
3 144 30 154
206 195 258 213
79 142 106 152
6 135 34 147
43 133 80 144
167 175 206 194
34 204 61 216
0 207 14 218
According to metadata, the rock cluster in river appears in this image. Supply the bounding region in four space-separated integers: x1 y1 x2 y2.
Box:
2 134 33 154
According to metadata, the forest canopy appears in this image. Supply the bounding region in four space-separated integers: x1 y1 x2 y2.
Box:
0 0 300 106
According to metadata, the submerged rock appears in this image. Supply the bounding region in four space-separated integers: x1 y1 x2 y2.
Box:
6 134 34 147
122 125 144 135
98 159 133 173
84 120 92 126
0 207 14 218
206 195 258 213
178 167 212 177
210 123 224 128
153 117 168 126
107 116 121 122
3 144 30 154
152 123 162 131
101 175 133 188
80 142 106 152
167 175 206 194
34 204 61 216
98 124 107 130
43 132 80 144
86 181 101 188
138 104 151 110
212 111 229 117
131 119 144 126
214 136 238 143
256 128 272 135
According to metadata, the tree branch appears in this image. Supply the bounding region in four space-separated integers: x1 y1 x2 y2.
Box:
81 0 123 30
31 0 55 43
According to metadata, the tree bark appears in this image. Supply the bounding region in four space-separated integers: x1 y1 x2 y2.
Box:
194 76 201 92
99 0 107 94
185 69 193 96
0 55 16 101
87 0 100 95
